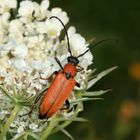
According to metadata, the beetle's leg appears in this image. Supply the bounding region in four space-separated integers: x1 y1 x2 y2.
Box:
77 65 84 72
65 99 70 109
40 71 58 81
60 99 70 110
55 56 63 70
21 88 48 117
75 81 80 88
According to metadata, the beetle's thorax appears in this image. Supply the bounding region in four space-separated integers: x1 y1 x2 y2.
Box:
63 63 77 78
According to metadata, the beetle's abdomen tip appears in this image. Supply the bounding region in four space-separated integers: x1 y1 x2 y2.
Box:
39 114 48 120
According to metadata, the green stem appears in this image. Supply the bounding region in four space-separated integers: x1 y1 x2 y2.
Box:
52 104 80 134
41 115 58 140
0 105 21 140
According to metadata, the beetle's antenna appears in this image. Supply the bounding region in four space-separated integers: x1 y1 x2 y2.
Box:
49 16 72 56
77 38 118 58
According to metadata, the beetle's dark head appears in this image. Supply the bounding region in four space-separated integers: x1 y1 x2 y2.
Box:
67 56 79 66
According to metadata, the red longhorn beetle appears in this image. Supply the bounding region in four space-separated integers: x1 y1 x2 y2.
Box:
24 16 116 119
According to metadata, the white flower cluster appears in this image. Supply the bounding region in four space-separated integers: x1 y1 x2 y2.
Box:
0 0 93 135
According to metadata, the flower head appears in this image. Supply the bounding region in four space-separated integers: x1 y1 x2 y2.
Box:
0 0 115 140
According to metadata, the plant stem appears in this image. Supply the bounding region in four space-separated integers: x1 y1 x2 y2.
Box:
52 105 80 134
41 115 57 140
0 105 21 140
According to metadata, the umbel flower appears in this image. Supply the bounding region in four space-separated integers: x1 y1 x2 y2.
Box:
0 0 117 140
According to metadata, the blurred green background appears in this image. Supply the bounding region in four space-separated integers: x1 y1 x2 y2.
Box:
41 0 140 140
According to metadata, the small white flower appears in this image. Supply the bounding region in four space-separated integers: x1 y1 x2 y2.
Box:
0 57 11 73
17 126 24 133
67 26 76 38
4 73 14 86
26 36 38 48
10 58 26 70
8 0 17 9
33 0 49 20
18 0 35 20
2 38 15 54
9 19 25 34
40 0 50 11
45 19 62 38
4 38 28 58
24 22 36 35
50 8 69 25
9 18 24 42
80 51 93 68
36 22 47 34
11 43 28 58
30 60 44 70
67 26 90 57
30 81 42 90
0 0 17 14
29 123 38 130
66 26 93 68
20 121 27 128
40 66 52 79
70 34 88 55
0 12 10 24
0 13 10 43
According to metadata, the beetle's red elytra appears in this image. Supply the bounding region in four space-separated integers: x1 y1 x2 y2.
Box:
39 71 76 118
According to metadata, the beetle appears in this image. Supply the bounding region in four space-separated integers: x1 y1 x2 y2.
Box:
39 16 86 119
24 16 116 119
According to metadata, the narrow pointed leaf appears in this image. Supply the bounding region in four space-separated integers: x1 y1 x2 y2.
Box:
84 89 112 97
57 125 74 140
17 100 32 106
87 66 118 89
58 117 89 122
70 97 103 106
69 117 89 122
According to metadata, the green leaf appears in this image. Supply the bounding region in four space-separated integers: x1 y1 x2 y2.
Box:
57 125 74 140
68 117 89 122
84 89 112 97
17 100 32 106
87 66 118 89
70 97 103 106
58 117 89 122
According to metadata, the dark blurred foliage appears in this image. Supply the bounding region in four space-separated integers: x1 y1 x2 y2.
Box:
34 0 140 139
